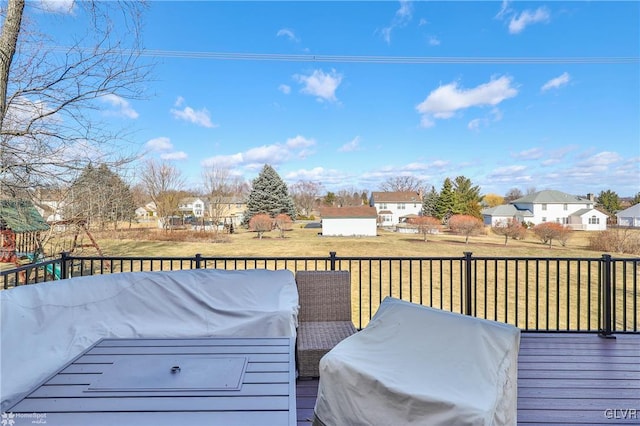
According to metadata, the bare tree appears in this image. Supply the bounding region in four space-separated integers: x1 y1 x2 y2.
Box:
1 0 150 196
290 180 323 218
202 165 232 232
273 213 293 238
492 218 526 245
379 176 425 193
139 160 184 230
504 188 523 203
335 188 363 207
408 216 440 242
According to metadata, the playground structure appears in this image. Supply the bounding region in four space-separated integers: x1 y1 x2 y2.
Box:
0 200 52 280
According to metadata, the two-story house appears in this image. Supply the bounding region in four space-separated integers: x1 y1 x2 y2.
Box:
207 196 247 228
369 191 423 227
482 190 607 231
178 197 206 218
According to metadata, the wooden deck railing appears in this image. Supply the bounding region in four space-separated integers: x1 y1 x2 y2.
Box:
2 252 638 334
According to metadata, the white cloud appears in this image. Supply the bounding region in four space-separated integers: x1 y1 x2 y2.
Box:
428 36 441 46
338 136 361 152
101 94 139 119
145 137 173 152
286 135 315 149
38 0 75 14
381 0 413 44
201 135 316 169
160 151 188 161
541 72 571 92
170 99 217 128
495 0 512 19
512 147 544 160
293 69 343 102
279 84 291 95
417 76 517 127
509 7 550 34
285 167 328 181
487 165 531 183
276 28 299 43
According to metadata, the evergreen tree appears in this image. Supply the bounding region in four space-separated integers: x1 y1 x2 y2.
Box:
242 164 296 226
596 190 621 215
421 186 439 217
452 175 482 218
435 178 455 221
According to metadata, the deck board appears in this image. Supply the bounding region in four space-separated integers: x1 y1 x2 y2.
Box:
296 333 640 425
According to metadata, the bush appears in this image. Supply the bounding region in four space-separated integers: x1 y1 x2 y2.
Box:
532 222 572 248
588 228 640 254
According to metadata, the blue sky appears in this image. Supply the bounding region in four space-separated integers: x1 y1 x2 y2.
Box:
32 1 640 197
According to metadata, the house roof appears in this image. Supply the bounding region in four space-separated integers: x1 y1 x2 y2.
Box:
616 203 640 216
512 190 591 205
320 206 378 218
482 205 533 217
569 208 608 218
0 200 50 233
370 191 422 203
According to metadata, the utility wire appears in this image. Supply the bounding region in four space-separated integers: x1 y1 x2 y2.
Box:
52 47 639 64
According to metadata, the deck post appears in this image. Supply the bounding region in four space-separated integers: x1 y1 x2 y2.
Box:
599 254 615 338
464 252 473 316
329 251 337 271
60 251 69 280
194 253 202 269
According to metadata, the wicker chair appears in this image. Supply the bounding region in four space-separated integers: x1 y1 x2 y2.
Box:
295 270 358 378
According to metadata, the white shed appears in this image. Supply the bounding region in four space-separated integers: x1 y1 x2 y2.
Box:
320 206 378 237
615 203 640 227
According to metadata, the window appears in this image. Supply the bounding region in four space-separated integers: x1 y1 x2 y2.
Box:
589 216 600 225
397 203 405 209
542 217 547 222
563 204 568 211
380 203 387 209
542 204 547 211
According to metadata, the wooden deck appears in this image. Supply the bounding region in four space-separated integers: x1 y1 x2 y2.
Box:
296 333 640 425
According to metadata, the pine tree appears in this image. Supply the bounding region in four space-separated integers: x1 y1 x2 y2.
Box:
242 164 296 226
435 178 455 221
421 186 439 217
452 175 482 217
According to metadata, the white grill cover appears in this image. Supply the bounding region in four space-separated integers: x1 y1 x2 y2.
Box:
315 297 520 426
1 268 298 410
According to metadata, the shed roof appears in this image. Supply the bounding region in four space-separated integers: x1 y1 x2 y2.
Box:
320 206 378 218
0 200 50 233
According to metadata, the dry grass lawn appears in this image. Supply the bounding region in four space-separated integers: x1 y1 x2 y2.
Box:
43 223 638 332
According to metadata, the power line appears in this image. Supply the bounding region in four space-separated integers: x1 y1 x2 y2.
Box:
52 47 639 64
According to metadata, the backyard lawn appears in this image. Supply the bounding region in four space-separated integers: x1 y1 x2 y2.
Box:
66 223 622 259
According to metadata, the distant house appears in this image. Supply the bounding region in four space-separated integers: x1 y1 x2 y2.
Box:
320 206 377 237
482 190 606 231
207 196 247 228
370 191 422 227
482 205 534 227
616 204 640 227
178 197 206 218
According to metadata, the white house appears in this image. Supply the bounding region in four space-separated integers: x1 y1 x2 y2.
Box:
370 191 422 227
482 190 607 231
178 197 206 218
320 206 377 237
616 204 640 227
482 204 533 227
